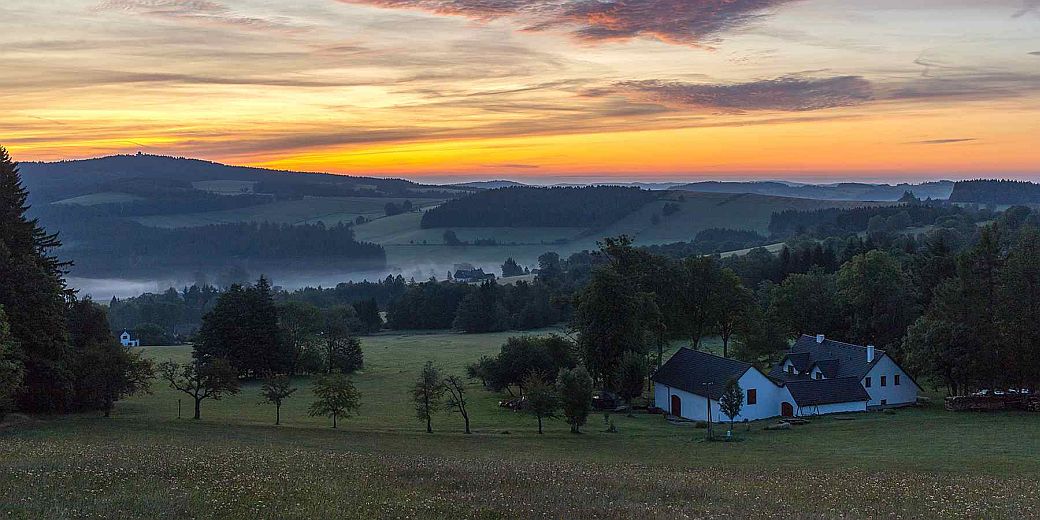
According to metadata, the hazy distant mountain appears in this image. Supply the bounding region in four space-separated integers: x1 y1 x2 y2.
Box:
673 180 955 201
453 180 529 189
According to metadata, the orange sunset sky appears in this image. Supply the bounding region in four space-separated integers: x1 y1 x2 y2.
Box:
2 0 1039 182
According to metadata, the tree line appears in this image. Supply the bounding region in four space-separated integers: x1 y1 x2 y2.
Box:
948 180 1040 205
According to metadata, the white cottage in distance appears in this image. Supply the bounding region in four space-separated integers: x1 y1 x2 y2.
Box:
653 334 920 422
119 330 140 348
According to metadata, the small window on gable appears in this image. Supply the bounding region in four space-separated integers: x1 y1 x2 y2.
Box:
895 374 901 386
881 376 887 387
747 389 757 405
814 372 823 380
865 377 872 388
787 364 794 374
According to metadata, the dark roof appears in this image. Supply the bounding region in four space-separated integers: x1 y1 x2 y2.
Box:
768 335 884 381
653 348 752 400
455 268 491 279
785 377 871 407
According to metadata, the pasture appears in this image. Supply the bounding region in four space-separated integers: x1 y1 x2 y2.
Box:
2 329 1038 519
51 191 144 206
133 196 446 228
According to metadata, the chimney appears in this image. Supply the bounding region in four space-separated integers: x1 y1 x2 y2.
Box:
816 334 825 344
867 345 875 363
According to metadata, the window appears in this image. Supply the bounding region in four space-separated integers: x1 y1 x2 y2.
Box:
865 377 872 388
787 365 795 374
747 389 757 405
881 399 887 406
881 376 887 387
895 374 901 386
814 372 823 380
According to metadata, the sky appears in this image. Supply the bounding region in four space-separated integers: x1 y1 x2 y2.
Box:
1 0 1039 182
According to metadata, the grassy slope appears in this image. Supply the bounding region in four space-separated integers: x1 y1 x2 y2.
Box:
132 197 445 228
597 192 879 244
51 192 145 206
2 330 1038 519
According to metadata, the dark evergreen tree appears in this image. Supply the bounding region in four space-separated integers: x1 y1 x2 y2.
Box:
195 277 291 377
0 146 73 412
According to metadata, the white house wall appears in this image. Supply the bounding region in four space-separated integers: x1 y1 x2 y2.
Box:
863 355 919 407
796 401 868 417
656 369 798 423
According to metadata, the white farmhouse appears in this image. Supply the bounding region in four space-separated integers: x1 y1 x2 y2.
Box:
119 330 140 348
654 334 919 422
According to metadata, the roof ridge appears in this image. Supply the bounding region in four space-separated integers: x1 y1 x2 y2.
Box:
796 335 886 353
678 346 752 366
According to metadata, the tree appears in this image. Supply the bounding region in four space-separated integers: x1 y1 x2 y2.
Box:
480 335 576 395
443 230 463 246
572 265 661 390
678 256 721 349
0 307 24 420
0 146 74 413
523 373 558 434
319 306 364 373
719 378 744 434
443 375 472 434
502 257 524 277
556 367 593 434
412 361 444 433
713 269 753 358
277 301 321 374
75 341 154 417
767 270 844 338
837 251 917 352
159 357 240 420
732 305 789 367
616 351 647 406
308 372 361 429
259 375 298 425
196 277 291 377
352 299 383 333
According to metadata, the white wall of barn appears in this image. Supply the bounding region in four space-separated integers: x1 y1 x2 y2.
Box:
863 355 919 407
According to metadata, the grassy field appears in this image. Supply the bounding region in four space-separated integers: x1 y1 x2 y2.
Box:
51 191 145 206
2 329 1038 519
133 197 446 228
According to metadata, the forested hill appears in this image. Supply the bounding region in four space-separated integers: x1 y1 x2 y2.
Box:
19 153 467 203
675 180 954 201
420 186 660 228
949 180 1040 205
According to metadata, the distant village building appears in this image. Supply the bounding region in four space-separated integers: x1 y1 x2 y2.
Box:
654 334 920 422
453 268 496 284
119 330 140 348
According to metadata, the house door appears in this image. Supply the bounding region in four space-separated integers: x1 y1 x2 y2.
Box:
781 402 794 417
670 395 682 417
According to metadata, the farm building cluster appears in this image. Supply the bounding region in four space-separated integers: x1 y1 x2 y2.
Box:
654 335 920 422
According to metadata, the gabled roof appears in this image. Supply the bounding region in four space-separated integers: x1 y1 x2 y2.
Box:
785 377 871 407
768 335 884 381
653 348 753 400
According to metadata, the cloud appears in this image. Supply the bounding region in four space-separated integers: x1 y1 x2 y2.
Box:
94 0 311 33
340 0 798 45
482 163 540 169
1030 51 1040 56
595 75 873 112
906 138 978 145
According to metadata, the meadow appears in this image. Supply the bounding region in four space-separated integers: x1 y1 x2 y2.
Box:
132 197 446 228
2 329 1038 519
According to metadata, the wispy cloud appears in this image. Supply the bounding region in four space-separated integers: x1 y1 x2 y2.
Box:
592 75 873 112
341 0 798 46
94 0 312 33
906 138 978 145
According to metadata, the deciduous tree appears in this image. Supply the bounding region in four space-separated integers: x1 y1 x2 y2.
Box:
443 374 472 434
556 367 593 434
159 357 240 420
523 373 558 434
309 372 360 429
412 361 444 433
719 378 744 434
259 375 298 425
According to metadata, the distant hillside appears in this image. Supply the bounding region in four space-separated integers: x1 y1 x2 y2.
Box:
673 181 954 201
420 186 660 228
19 153 467 203
453 180 529 189
949 180 1040 205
